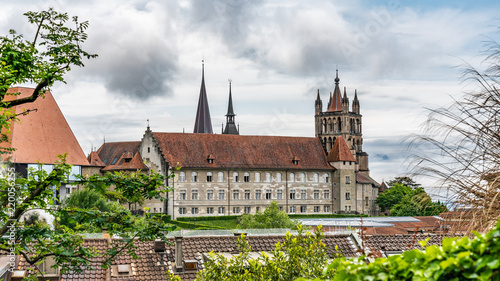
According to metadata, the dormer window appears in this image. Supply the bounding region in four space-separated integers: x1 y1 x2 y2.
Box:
292 156 300 165
112 264 132 277
207 154 215 164
184 260 199 272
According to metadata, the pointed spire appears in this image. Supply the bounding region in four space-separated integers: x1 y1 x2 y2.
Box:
193 60 214 134
316 89 321 101
223 79 239 135
327 69 342 112
226 79 235 116
354 89 359 103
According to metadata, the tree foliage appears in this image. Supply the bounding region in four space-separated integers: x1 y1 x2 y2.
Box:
407 35 500 230
306 219 500 281
197 225 333 281
387 176 421 189
0 9 174 279
238 201 298 229
377 181 448 216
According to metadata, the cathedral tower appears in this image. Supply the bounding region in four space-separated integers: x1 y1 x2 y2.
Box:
314 70 369 172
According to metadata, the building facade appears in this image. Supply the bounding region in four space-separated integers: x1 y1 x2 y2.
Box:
91 68 380 218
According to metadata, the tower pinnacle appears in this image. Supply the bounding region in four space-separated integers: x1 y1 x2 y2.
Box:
193 61 213 134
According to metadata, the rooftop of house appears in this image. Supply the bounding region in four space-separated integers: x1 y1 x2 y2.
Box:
2 87 89 166
150 132 333 170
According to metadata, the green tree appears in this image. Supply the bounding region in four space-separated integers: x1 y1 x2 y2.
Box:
197 225 333 281
387 176 421 189
0 9 174 279
238 201 298 229
59 188 129 232
376 183 414 213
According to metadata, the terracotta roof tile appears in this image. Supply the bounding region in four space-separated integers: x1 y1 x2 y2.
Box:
356 171 379 186
327 136 356 162
97 142 149 172
1 87 89 165
152 133 333 170
88 151 106 167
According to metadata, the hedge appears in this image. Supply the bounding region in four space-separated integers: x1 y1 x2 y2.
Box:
176 215 240 222
170 220 226 230
289 214 367 219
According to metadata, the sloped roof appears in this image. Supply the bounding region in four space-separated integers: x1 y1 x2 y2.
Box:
151 133 333 170
327 136 356 162
1 87 89 165
356 171 380 186
87 151 105 167
96 141 148 171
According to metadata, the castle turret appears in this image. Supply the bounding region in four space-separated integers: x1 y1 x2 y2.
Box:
352 89 360 114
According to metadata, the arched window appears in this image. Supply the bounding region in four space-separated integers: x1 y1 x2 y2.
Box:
338 117 342 132
328 137 333 151
191 172 198 182
207 172 213 182
300 172 306 182
179 171 186 182
322 119 327 133
244 172 250 182
255 172 260 182
289 172 295 182
313 173 319 183
233 172 239 182
218 172 224 182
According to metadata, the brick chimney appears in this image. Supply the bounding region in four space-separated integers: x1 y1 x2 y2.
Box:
175 236 183 273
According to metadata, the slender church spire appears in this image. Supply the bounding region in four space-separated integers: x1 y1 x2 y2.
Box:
193 61 214 134
223 79 239 135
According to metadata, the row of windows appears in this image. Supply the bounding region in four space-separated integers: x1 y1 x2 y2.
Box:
178 205 332 215
178 189 331 200
178 171 331 183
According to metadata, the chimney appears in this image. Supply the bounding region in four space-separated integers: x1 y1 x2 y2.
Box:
102 227 110 239
175 236 183 273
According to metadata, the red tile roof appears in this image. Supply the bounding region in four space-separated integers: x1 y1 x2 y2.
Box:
327 136 356 162
327 80 342 112
152 133 333 170
1 87 89 165
356 171 379 186
87 151 105 167
97 141 149 171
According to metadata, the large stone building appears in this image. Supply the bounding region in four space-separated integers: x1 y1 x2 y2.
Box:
90 65 380 218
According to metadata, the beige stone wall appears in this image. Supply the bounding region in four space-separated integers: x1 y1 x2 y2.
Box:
167 168 335 219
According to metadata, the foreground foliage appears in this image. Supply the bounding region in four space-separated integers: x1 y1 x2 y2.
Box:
196 225 332 281
308 218 500 281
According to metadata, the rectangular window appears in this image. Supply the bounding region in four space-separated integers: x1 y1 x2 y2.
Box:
207 172 213 182
207 207 213 214
244 190 251 200
348 205 351 211
255 190 262 200
324 189 330 199
345 205 348 212
218 207 225 214
290 173 295 182
191 207 198 215
313 190 319 200
218 190 225 200
300 190 306 199
276 173 282 182
244 172 250 182
345 192 350 200
233 190 239 200
233 207 240 214
289 190 296 200
365 197 369 207
218 172 224 182
255 172 260 182
207 190 214 200
179 207 186 214
192 172 198 182
179 172 186 182
244 206 251 214
277 190 283 200
300 206 307 213
314 206 320 213
345 176 351 184
179 190 186 200
289 206 296 214
324 205 330 213
265 190 272 200
233 172 239 182
191 190 198 200
266 172 271 182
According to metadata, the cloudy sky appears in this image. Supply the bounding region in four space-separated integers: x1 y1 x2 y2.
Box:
2 0 500 197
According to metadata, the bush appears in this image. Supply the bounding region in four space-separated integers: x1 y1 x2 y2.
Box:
177 215 240 222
